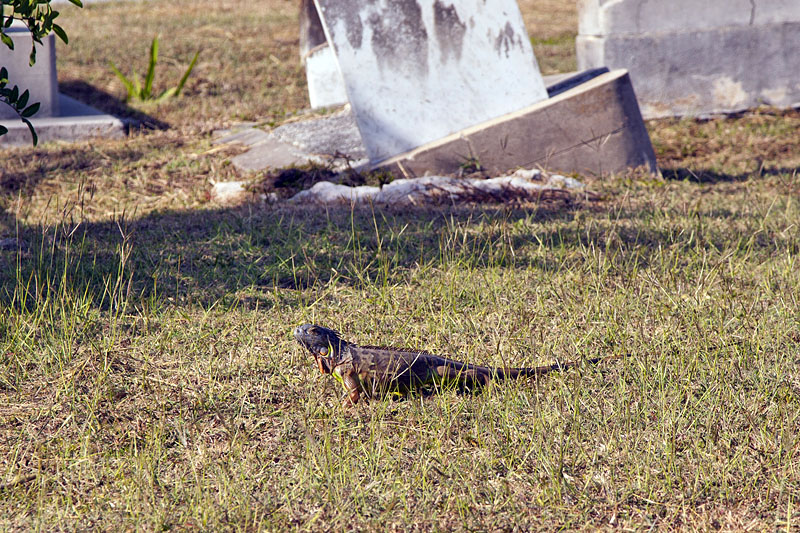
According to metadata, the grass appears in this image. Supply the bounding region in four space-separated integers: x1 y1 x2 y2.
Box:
1 0 800 530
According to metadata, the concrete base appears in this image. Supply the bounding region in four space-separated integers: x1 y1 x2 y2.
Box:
374 69 657 177
214 69 655 177
0 93 126 146
216 106 368 173
577 0 800 118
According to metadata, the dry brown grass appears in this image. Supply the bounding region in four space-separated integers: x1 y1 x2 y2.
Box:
1 1 800 531
519 0 578 73
57 0 308 133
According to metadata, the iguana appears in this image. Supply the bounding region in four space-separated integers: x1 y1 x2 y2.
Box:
294 324 614 407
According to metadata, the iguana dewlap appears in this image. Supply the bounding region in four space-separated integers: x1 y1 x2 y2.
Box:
294 324 604 407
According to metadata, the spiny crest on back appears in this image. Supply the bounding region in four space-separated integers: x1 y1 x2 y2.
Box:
359 345 437 356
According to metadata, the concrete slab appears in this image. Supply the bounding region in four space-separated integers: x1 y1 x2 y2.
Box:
214 127 272 147
313 0 549 163
374 69 657 177
269 107 367 162
0 28 59 119
0 94 125 146
577 0 800 118
578 0 800 35
230 137 310 173
215 70 622 174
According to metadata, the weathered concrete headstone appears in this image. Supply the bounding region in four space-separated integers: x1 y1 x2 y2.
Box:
231 1 657 176
376 69 658 177
311 0 549 163
577 0 800 118
0 26 59 119
299 0 347 108
0 25 126 145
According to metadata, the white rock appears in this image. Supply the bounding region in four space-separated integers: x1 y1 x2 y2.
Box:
509 168 543 180
211 181 249 203
289 181 379 204
480 176 546 193
375 176 463 206
545 174 585 189
285 169 585 206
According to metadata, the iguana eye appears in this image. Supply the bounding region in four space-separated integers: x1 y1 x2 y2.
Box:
319 347 328 356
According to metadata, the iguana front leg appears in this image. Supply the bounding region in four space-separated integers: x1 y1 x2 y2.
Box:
341 373 361 406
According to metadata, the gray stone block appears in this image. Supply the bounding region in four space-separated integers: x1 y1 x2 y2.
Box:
579 0 800 36
0 94 125 146
375 69 657 178
577 22 800 118
0 28 59 119
230 137 308 172
577 0 800 118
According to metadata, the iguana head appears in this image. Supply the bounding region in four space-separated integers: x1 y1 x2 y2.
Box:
294 324 347 374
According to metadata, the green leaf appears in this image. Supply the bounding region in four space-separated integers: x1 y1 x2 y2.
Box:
109 61 137 101
155 87 176 102
28 45 36 66
68 0 84 7
21 101 39 117
16 89 29 109
10 84 17 102
52 23 68 44
22 117 37 146
0 66 8 85
1 32 14 50
0 125 7 136
131 70 142 99
144 35 159 100
173 50 199 96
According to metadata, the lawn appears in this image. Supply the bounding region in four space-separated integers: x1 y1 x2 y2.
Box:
1 0 799 530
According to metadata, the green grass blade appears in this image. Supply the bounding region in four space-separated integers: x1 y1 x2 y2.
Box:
109 61 137 101
132 70 142 100
143 35 159 100
173 50 199 96
155 87 177 102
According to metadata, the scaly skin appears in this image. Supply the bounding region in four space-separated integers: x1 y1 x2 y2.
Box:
293 324 609 407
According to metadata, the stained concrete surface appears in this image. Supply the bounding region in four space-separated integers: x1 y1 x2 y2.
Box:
577 0 800 117
0 93 125 145
217 69 656 177
312 0 549 162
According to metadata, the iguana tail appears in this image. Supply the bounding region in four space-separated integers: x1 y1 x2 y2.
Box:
493 354 621 380
435 354 624 389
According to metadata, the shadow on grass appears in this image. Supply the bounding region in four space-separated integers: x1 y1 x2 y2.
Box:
0 141 166 196
0 198 583 311
661 166 800 183
59 80 170 130
1 174 796 313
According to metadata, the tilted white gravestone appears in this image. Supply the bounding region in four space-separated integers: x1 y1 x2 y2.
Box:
312 0 548 163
